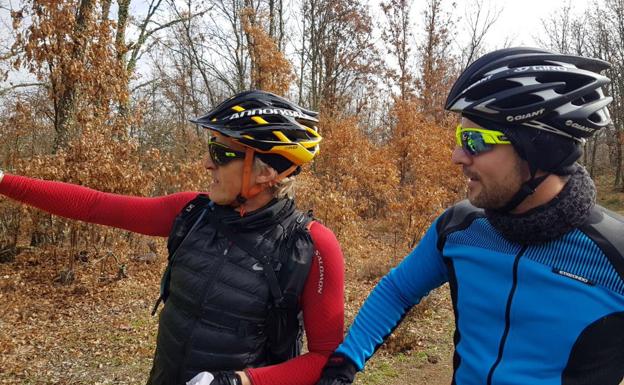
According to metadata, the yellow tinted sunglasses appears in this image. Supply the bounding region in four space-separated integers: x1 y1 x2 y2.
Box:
455 125 511 156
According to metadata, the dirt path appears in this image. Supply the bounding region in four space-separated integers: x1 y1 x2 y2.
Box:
355 351 453 385
351 287 455 385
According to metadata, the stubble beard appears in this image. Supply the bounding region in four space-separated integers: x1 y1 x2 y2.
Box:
468 159 527 210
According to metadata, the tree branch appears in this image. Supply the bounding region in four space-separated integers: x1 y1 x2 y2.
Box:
126 7 209 75
0 82 46 96
131 78 160 93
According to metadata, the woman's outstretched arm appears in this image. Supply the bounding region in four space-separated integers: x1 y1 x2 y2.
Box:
0 174 201 236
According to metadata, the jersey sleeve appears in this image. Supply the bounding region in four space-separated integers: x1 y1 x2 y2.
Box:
335 217 448 370
245 221 345 385
0 174 200 236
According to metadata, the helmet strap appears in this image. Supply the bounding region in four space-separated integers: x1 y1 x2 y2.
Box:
497 161 548 213
240 147 256 200
235 148 256 216
276 165 299 180
236 149 299 216
494 128 585 213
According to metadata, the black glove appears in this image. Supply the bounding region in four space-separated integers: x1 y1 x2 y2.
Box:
211 371 242 385
316 353 358 385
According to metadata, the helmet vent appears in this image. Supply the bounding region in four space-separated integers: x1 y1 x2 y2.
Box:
496 93 544 108
465 79 521 100
531 89 560 101
484 65 510 76
589 108 610 124
588 112 602 123
535 73 594 93
271 101 293 109
571 90 600 106
509 76 540 86
260 115 289 124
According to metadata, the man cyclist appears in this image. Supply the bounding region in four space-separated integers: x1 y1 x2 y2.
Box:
0 91 345 385
315 47 624 385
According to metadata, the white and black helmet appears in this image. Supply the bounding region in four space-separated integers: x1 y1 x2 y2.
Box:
445 47 612 141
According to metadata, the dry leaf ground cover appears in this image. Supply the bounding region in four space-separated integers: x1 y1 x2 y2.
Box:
0 242 455 385
0 247 162 384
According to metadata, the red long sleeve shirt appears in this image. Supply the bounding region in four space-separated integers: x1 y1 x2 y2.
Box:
0 174 345 385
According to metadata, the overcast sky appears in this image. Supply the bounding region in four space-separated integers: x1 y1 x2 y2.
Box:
452 0 589 48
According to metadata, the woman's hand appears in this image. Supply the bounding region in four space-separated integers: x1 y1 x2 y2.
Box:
186 371 246 385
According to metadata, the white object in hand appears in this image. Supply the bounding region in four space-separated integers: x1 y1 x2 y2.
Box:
186 372 215 385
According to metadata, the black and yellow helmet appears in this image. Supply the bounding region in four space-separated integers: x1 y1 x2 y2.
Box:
191 90 322 172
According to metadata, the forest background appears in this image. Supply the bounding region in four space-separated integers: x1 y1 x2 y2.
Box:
0 0 623 384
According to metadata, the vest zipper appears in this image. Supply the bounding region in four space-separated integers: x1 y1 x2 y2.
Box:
486 245 528 385
152 208 209 316
196 240 232 305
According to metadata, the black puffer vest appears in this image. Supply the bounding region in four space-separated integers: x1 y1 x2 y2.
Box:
147 196 314 385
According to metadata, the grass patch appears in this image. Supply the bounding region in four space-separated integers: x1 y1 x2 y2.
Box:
358 359 400 385
351 288 454 385
595 174 624 214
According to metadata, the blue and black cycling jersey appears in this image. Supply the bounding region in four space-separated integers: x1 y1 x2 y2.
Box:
336 200 624 385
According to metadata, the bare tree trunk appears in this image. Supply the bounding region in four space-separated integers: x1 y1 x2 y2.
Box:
101 0 112 21
116 0 131 63
421 0 439 108
278 0 284 50
380 0 414 100
269 0 276 38
590 136 598 178
242 0 258 89
309 0 320 109
169 0 216 106
54 0 96 151
417 0 455 121
54 90 76 151
615 133 623 189
235 0 247 91
115 0 131 118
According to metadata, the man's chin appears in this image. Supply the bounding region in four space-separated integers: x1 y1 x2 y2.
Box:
466 189 482 208
468 195 509 211
468 198 485 209
467 194 493 210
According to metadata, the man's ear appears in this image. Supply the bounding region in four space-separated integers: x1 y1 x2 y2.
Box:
254 166 278 186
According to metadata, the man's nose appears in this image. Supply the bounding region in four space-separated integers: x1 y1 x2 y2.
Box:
451 146 472 165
